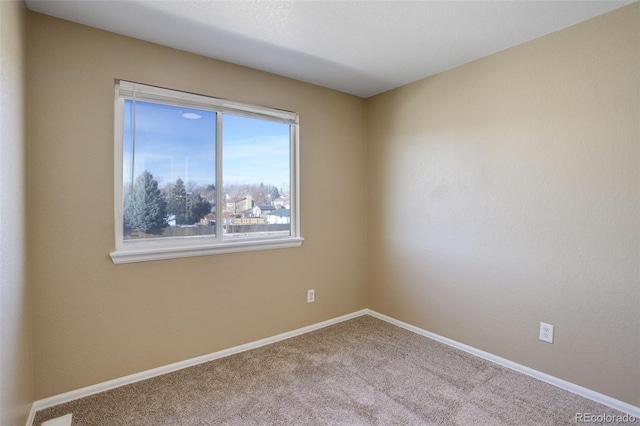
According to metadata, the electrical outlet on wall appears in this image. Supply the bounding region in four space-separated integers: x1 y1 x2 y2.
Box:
539 322 554 343
307 289 315 303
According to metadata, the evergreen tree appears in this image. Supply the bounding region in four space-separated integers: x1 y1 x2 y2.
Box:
168 177 188 225
188 193 212 224
270 186 280 201
123 171 168 233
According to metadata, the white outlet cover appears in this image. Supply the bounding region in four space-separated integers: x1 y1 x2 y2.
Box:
539 322 554 343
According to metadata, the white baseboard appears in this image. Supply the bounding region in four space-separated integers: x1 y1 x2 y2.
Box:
365 309 640 418
26 309 368 425
27 309 639 425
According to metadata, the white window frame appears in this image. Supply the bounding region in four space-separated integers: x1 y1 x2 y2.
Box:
110 80 302 264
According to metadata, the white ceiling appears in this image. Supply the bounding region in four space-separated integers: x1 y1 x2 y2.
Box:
25 0 634 98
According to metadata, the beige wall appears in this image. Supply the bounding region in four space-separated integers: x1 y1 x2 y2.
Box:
1 1 33 424
27 12 368 399
367 3 639 406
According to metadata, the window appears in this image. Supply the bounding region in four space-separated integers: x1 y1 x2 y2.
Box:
110 81 302 264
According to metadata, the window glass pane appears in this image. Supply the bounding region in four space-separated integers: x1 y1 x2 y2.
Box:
123 100 216 240
222 114 291 239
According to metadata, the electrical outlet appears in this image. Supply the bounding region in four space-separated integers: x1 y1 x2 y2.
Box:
307 289 315 303
539 322 554 343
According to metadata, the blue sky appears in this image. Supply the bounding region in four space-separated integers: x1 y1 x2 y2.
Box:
123 100 290 190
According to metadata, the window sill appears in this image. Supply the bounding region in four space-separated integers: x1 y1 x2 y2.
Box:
110 237 304 264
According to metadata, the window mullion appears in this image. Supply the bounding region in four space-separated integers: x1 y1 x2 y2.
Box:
291 124 300 238
215 112 224 241
114 95 125 249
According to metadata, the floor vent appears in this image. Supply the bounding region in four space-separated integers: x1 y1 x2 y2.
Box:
41 413 72 426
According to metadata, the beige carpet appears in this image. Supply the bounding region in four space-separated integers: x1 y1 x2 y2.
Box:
34 315 628 425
